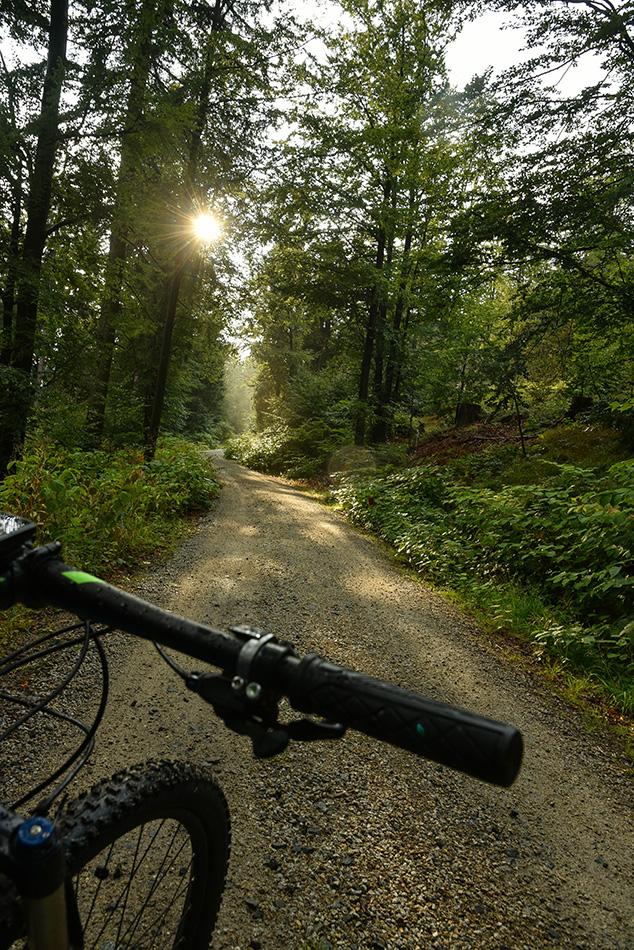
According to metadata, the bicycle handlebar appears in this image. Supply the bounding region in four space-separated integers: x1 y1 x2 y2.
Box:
286 655 522 788
1 540 523 788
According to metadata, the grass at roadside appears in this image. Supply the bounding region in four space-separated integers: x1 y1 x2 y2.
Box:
0 437 221 650
329 425 634 764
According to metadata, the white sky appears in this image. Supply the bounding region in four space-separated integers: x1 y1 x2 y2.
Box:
445 11 528 87
445 10 605 94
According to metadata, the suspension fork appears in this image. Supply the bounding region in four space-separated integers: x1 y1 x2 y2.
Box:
4 814 78 950
24 888 68 950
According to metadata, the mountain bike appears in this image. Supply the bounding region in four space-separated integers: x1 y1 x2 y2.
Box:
0 512 523 949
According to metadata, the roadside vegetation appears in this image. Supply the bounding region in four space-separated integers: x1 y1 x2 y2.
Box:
227 419 634 759
0 437 220 574
0 437 221 649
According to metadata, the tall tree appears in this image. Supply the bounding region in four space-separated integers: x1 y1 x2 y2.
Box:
141 0 300 457
144 0 235 460
0 0 68 474
85 0 173 445
455 0 634 408
250 0 495 444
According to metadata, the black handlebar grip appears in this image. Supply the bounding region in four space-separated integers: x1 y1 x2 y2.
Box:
287 655 523 787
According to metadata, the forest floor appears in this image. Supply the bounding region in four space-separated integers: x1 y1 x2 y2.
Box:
3 452 634 949
409 421 531 465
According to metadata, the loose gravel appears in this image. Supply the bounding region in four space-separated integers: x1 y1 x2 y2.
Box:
2 454 634 950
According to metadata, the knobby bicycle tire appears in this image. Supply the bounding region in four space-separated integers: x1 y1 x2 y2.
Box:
0 760 231 950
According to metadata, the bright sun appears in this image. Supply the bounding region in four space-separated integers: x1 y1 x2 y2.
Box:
192 212 221 243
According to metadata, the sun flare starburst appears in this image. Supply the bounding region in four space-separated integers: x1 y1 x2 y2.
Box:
192 212 222 243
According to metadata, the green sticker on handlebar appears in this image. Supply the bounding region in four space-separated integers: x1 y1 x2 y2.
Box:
416 723 425 738
62 570 101 585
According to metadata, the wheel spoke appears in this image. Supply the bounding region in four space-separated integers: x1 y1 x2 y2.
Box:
75 839 119 948
75 818 194 949
53 763 229 950
116 823 192 948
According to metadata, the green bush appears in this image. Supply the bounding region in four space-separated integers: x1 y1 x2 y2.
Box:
224 426 291 471
532 423 625 468
225 420 352 477
0 438 221 572
334 459 634 673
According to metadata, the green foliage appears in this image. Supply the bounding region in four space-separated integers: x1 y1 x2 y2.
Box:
225 420 352 478
334 459 634 678
0 437 220 572
533 424 626 469
611 406 634 452
0 0 296 468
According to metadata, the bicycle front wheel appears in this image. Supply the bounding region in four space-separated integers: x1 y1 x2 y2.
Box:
59 760 230 950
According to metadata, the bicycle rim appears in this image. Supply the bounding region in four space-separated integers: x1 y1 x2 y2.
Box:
72 812 203 949
61 761 230 950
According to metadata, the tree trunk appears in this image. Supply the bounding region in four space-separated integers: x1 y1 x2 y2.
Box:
370 178 399 443
355 178 392 446
13 0 68 375
144 0 234 460
1 163 22 366
144 257 188 460
371 234 394 443
513 390 527 458
0 0 68 476
354 236 385 445
85 0 162 445
85 233 126 445
384 222 414 404
1 58 21 366
392 305 411 402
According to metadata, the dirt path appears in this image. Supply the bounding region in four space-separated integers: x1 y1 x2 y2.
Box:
86 456 634 950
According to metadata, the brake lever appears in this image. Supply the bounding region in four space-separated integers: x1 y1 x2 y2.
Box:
185 671 345 758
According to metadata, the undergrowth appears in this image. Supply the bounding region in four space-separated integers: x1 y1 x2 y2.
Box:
0 436 221 574
333 447 634 734
0 437 221 651
225 422 353 478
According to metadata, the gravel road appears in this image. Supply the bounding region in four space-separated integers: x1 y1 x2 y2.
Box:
5 454 634 950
